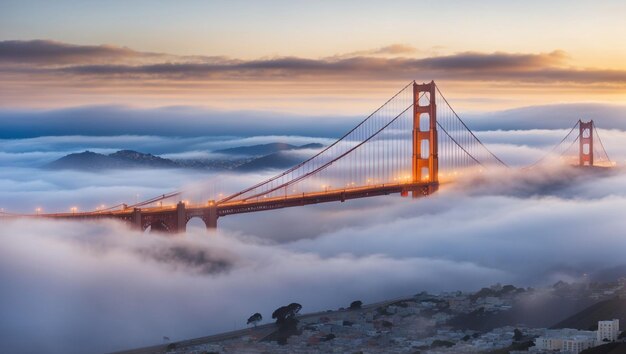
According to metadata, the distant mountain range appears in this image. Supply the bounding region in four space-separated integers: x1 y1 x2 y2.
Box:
214 142 322 156
44 143 324 172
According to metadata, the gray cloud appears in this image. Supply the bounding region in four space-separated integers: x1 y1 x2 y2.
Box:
54 51 575 81
2 40 624 85
0 39 151 65
0 105 359 139
51 50 626 85
1 102 626 142
136 244 236 275
467 103 626 130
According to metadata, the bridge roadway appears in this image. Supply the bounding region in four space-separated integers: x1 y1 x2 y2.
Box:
4 182 439 232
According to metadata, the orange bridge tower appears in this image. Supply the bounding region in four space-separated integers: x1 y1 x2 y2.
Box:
412 81 438 197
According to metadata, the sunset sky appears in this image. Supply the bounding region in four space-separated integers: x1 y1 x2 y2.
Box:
2 0 626 113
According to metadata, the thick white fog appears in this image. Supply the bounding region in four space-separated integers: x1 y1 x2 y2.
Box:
1 127 626 353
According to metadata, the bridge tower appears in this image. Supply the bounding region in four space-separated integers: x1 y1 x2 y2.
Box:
579 120 594 166
412 81 438 197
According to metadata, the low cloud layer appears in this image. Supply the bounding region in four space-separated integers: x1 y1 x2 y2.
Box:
3 165 626 353
1 121 626 353
0 105 359 139
1 102 626 142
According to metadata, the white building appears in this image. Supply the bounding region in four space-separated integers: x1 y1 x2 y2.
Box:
562 336 596 353
597 319 620 342
534 329 596 353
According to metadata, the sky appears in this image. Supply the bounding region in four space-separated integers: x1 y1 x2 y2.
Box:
1 0 626 112
2 1 626 353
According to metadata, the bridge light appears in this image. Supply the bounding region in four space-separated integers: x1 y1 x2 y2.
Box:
35 207 41 215
70 207 78 214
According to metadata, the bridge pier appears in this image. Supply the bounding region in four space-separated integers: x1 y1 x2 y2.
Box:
131 208 142 231
205 200 218 229
176 202 186 233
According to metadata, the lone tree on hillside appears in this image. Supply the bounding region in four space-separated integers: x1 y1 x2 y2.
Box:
349 300 363 310
270 302 303 344
271 303 302 325
247 313 262 327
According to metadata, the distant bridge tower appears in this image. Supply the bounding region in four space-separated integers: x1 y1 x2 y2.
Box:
579 120 594 166
412 81 438 196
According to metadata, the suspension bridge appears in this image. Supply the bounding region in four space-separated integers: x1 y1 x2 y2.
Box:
0 81 614 233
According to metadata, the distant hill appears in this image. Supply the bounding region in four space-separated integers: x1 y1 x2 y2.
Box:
108 150 178 168
551 297 626 330
214 143 323 156
234 151 306 171
44 143 324 172
46 151 133 170
45 150 178 171
448 296 596 332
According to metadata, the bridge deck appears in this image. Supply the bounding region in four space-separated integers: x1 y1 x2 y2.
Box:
215 182 438 216
1 182 439 219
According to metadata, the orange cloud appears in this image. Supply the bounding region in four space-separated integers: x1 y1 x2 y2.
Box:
1 40 626 112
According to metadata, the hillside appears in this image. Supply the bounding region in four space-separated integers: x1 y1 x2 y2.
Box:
551 297 626 330
234 151 305 171
448 294 595 332
45 150 179 170
46 151 133 170
108 150 178 168
214 143 322 156
44 143 324 172
580 342 626 354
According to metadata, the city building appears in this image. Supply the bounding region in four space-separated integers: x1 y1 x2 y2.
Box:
597 319 620 342
533 329 596 353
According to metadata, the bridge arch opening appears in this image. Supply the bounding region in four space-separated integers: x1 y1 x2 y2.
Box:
186 216 207 232
144 220 170 233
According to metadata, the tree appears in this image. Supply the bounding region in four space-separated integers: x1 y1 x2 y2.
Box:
287 303 302 315
247 313 262 327
513 328 524 342
272 303 302 325
349 300 363 310
268 302 303 344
